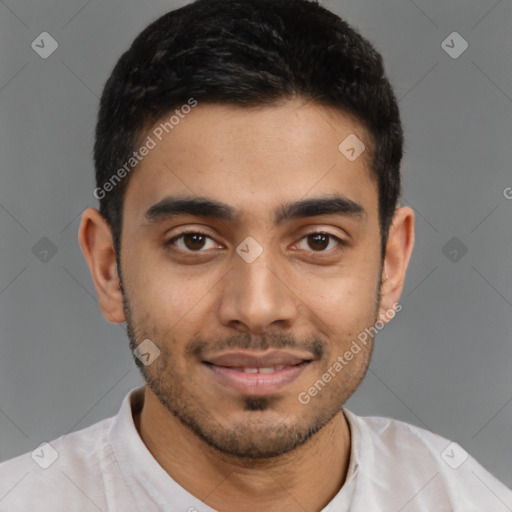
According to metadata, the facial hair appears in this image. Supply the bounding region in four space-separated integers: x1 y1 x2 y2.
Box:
120 274 380 461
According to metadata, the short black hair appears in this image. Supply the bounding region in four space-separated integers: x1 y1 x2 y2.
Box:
94 0 403 265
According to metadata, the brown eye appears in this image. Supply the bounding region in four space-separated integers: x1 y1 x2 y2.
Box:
165 231 219 252
181 233 207 251
307 233 330 251
295 232 344 254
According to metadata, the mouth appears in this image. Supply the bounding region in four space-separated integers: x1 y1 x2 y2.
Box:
202 350 315 396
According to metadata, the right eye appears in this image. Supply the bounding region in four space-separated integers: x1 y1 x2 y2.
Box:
164 230 224 253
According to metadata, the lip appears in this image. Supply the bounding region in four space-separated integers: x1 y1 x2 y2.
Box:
202 349 314 396
203 349 314 368
205 362 311 395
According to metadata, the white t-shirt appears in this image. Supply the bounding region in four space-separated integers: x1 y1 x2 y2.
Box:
0 386 510 511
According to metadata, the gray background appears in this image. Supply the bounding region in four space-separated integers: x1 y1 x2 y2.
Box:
0 0 511 493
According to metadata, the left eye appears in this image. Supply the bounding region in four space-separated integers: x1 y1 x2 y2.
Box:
294 232 344 253
165 231 344 253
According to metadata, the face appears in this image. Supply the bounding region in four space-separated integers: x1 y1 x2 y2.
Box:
101 100 400 458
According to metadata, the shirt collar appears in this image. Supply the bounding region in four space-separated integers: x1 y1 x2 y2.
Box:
108 386 362 511
108 385 217 511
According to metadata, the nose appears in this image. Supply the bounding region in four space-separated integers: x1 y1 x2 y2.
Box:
217 241 301 334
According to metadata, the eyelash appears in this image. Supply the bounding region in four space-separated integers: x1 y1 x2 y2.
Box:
164 230 346 257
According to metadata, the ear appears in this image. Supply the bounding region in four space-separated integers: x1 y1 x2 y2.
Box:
78 208 126 323
377 206 415 322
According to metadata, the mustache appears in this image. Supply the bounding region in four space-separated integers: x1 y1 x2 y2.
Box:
186 332 325 360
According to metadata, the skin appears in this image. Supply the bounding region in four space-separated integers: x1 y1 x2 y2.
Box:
79 99 414 512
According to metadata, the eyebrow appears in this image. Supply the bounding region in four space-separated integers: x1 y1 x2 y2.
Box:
143 194 366 225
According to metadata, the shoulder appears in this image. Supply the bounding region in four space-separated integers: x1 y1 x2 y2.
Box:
344 410 512 511
0 417 114 512
348 410 449 454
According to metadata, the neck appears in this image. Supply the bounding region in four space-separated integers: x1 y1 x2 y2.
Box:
134 386 352 512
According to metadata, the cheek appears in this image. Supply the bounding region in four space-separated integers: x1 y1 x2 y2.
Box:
298 262 379 317
125 227 380 329
298 269 380 357
125 244 189 312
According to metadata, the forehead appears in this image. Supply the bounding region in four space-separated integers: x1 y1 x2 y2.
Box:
123 100 378 227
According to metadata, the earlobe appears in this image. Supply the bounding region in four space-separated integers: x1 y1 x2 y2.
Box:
78 208 126 323
378 206 415 320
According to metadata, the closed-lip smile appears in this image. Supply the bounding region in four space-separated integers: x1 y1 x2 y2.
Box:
202 349 315 395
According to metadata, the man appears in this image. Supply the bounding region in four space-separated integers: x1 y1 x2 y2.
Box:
0 0 510 510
